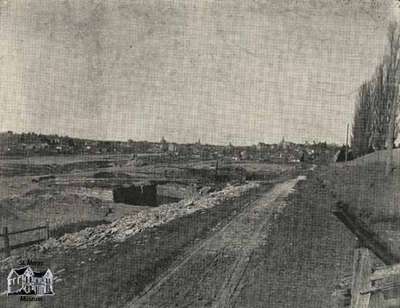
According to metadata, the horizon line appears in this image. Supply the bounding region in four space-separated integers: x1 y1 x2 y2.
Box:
0 130 341 147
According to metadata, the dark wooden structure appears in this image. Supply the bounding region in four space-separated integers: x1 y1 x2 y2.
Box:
113 183 158 206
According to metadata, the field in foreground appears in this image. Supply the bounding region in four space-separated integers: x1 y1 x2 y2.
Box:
4 153 394 307
0 163 360 307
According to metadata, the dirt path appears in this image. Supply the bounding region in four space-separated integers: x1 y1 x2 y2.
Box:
127 177 305 308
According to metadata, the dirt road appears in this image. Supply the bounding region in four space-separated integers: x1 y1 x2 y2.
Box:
128 177 306 308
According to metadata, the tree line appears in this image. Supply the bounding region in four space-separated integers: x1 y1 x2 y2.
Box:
351 22 400 174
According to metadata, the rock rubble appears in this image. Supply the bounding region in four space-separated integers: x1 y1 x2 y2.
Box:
36 182 260 251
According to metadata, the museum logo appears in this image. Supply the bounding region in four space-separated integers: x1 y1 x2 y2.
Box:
7 263 54 299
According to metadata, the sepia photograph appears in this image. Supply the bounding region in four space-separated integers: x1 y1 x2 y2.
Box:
0 0 399 307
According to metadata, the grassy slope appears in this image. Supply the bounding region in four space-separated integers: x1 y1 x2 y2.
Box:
322 162 400 227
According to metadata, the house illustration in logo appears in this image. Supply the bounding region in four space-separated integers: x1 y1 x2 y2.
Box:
7 266 54 296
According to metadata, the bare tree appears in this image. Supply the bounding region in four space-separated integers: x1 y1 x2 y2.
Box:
369 63 388 150
384 23 400 175
351 23 400 173
351 81 374 156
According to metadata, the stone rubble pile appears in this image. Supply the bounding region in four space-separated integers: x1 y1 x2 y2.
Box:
37 182 259 251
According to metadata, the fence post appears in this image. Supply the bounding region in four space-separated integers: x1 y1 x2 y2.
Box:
3 227 10 257
351 248 372 308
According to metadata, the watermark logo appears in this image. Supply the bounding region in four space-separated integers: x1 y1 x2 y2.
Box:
7 262 54 300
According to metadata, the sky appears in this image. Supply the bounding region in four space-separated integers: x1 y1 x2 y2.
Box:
0 0 399 145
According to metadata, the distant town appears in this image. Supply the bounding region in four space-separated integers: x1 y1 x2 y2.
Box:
0 131 339 164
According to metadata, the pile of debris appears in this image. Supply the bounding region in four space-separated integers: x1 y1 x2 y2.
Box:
35 182 260 252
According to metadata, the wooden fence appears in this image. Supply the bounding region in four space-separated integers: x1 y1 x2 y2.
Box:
332 202 400 308
349 248 400 308
0 224 50 257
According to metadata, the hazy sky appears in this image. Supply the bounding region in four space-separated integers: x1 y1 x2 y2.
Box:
0 0 398 145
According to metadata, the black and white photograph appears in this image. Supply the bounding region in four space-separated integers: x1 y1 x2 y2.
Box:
0 0 400 307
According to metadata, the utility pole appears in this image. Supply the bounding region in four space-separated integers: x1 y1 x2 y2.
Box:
345 123 349 162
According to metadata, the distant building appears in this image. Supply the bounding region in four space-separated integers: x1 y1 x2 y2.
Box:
168 143 177 152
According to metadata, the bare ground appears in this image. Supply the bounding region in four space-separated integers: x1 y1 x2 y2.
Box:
128 177 304 308
125 172 356 308
233 172 356 308
0 181 272 307
0 162 359 308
